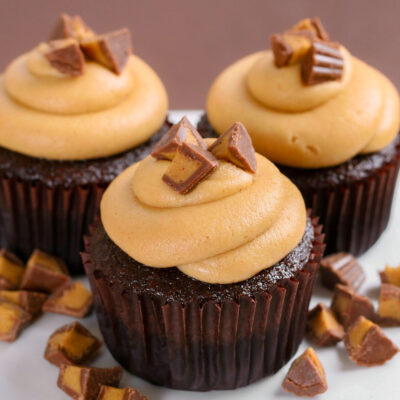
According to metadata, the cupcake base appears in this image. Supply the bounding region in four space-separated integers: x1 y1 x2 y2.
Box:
0 121 171 274
198 114 400 256
83 214 325 391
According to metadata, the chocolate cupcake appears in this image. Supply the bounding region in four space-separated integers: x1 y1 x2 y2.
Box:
83 119 325 391
199 17 400 256
0 14 169 273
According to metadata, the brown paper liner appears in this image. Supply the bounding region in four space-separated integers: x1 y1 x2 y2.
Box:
296 155 400 256
83 216 325 391
0 176 105 275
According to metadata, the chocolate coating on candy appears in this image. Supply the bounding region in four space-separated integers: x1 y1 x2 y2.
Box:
0 290 47 317
302 41 344 85
58 365 123 400
45 321 102 366
0 249 25 290
307 303 344 346
331 284 377 328
282 347 327 396
320 252 366 291
81 29 133 75
44 39 85 77
209 122 257 173
151 116 206 160
162 142 218 194
43 281 93 318
20 249 70 293
0 301 31 342
344 316 398 366
379 283 400 326
50 13 94 41
98 386 148 400
292 17 330 41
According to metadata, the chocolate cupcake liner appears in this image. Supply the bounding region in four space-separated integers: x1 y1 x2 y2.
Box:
298 156 400 256
0 175 105 275
83 217 325 391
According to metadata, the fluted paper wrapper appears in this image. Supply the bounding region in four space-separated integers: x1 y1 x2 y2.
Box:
0 175 105 274
83 217 325 391
298 156 400 256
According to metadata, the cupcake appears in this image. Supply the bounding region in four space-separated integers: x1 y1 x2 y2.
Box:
199 17 400 256
83 118 325 391
0 14 169 273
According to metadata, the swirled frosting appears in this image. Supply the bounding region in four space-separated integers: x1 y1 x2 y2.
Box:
101 139 307 284
207 47 400 168
0 44 168 160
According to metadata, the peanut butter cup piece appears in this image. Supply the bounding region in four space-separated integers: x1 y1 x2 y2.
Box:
81 29 132 74
20 249 70 293
151 117 207 160
0 249 25 290
302 41 344 85
307 303 344 346
58 365 123 400
282 347 327 396
380 265 400 287
271 32 313 68
0 301 31 342
331 284 377 328
378 283 400 326
344 316 398 366
97 386 148 400
45 321 102 366
0 290 47 317
43 39 85 77
50 13 95 41
162 142 218 194
208 122 257 173
43 281 93 318
320 252 365 291
292 17 330 41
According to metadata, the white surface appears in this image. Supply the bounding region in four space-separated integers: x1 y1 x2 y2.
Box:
1 110 399 400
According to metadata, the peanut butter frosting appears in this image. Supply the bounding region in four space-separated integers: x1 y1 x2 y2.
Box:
101 139 307 284
0 45 168 160
206 48 400 168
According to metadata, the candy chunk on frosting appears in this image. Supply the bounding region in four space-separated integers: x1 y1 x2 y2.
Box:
101 139 307 284
0 47 168 160
207 49 399 168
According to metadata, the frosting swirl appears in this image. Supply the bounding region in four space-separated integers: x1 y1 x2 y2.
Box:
101 139 307 284
0 45 168 160
207 48 399 168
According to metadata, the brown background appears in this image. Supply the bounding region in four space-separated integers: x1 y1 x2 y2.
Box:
1 0 399 109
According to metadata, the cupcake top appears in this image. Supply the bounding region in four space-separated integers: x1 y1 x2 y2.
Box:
206 18 400 168
0 14 168 161
101 118 307 284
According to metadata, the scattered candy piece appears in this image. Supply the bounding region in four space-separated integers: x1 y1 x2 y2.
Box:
344 316 398 367
41 39 85 77
0 249 25 290
379 265 400 287
20 249 70 293
307 303 344 347
0 301 31 342
97 385 148 400
81 29 132 74
208 122 257 173
58 365 123 400
378 283 400 326
45 321 102 366
331 284 377 328
291 17 330 41
282 347 327 397
151 117 206 160
302 41 344 86
320 252 365 291
43 281 93 318
0 290 47 318
162 142 218 194
50 13 94 41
